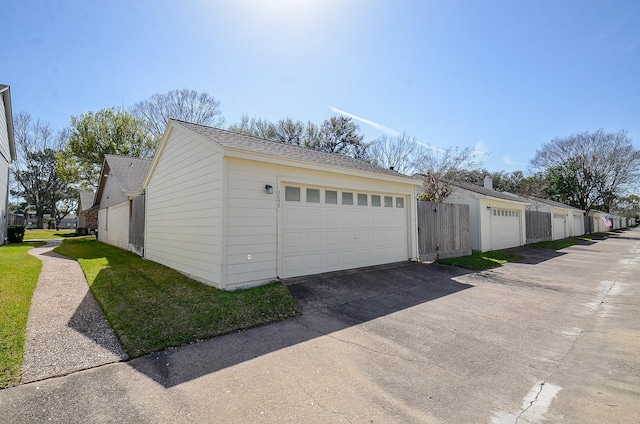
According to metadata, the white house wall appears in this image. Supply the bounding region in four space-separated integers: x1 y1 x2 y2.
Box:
97 202 129 251
144 127 224 288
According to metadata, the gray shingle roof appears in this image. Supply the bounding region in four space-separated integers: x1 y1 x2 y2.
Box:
531 197 583 211
173 120 408 178
104 154 152 194
79 192 96 211
451 181 531 203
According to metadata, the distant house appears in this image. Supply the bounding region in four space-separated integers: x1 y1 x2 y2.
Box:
143 120 420 290
0 84 16 244
77 192 98 234
529 197 584 239
95 155 151 255
444 177 529 251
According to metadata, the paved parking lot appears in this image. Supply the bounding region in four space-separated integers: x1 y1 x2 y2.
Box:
1 230 638 423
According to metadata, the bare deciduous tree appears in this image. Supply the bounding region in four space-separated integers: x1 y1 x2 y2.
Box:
415 146 483 203
10 112 75 228
531 129 640 213
369 132 422 175
131 88 225 140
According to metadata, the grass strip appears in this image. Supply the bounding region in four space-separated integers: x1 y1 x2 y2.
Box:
55 239 300 357
526 240 576 250
24 229 77 240
437 250 524 270
0 243 44 388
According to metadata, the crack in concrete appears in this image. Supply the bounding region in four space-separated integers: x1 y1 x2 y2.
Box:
290 372 353 424
514 280 617 423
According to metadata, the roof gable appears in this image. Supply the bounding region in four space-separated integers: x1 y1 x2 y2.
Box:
79 192 96 212
95 155 152 205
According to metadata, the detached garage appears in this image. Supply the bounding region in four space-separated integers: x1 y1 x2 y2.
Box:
143 120 419 290
444 178 529 252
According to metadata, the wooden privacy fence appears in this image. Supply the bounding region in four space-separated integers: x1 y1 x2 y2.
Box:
129 194 145 256
417 201 471 261
525 210 551 244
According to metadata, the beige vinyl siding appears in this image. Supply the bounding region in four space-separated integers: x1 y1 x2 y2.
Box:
145 128 224 287
224 158 278 289
98 209 107 242
98 202 129 250
107 201 129 250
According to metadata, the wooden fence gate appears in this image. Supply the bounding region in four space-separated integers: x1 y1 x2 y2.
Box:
417 201 471 261
583 215 594 234
525 210 551 243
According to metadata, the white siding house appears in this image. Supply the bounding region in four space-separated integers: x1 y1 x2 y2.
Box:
0 84 16 244
143 120 420 290
95 155 151 252
444 178 529 251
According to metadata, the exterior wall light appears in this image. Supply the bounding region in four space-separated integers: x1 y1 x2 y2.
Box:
265 184 273 194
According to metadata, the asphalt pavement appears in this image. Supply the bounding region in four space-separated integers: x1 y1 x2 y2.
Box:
1 230 638 423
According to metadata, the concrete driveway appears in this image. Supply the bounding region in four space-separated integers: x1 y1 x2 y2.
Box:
1 230 639 423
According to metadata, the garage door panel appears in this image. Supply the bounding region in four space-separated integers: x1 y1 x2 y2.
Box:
305 230 324 251
281 186 409 278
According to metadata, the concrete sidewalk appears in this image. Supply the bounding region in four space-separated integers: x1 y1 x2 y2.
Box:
21 240 127 383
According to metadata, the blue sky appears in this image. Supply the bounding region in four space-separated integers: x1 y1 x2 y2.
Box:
3 0 639 172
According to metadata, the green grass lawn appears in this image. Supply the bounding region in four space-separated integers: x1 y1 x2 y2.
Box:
54 239 300 357
437 250 524 270
24 229 77 240
526 239 576 250
0 243 44 388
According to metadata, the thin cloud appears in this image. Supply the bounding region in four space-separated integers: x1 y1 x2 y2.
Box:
503 155 516 166
472 141 489 157
328 106 441 151
328 106 401 137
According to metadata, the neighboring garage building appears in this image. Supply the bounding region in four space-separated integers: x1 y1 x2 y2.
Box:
95 155 151 255
533 198 585 238
0 84 16 245
143 120 420 290
445 178 529 252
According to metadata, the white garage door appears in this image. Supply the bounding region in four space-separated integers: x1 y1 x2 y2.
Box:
490 208 521 250
280 184 409 278
572 215 584 236
553 214 567 240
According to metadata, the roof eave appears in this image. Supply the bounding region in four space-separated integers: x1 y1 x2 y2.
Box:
0 85 16 161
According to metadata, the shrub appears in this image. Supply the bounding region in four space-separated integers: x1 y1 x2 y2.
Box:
7 225 25 243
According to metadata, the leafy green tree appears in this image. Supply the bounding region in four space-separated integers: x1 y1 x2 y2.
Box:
531 129 640 213
131 88 225 140
310 116 369 159
11 148 74 228
58 108 154 189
